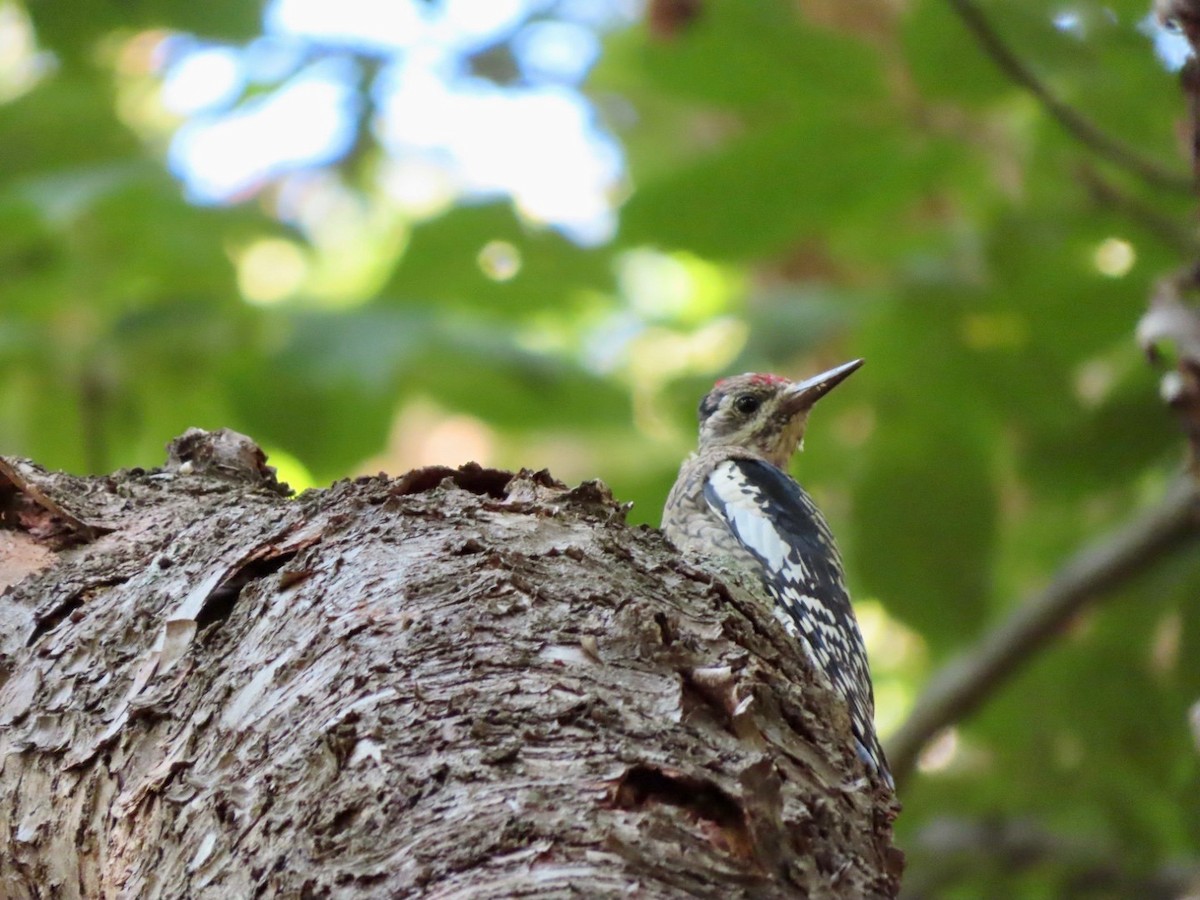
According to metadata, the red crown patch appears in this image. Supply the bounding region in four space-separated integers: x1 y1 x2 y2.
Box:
714 373 790 389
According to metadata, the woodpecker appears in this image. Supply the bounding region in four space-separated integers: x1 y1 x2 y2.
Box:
662 359 891 788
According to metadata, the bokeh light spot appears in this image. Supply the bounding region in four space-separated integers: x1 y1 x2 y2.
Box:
237 238 309 305
478 240 522 281
917 727 960 774
1093 237 1135 278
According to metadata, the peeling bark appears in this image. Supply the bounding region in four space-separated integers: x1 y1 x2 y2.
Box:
0 430 901 898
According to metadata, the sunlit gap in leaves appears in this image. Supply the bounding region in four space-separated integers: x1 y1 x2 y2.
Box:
362 376 683 489
0 2 53 103
917 727 960 774
170 58 360 202
1139 12 1193 71
1051 10 1084 38
236 238 309 306
141 0 634 245
273 174 408 306
618 249 738 325
228 175 405 310
1092 237 1135 278
917 728 991 778
627 320 749 442
612 249 748 441
856 600 926 740
379 158 457 220
1066 8 1193 74
361 400 497 476
263 445 317 494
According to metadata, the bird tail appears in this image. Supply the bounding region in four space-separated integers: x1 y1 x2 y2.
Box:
855 734 894 790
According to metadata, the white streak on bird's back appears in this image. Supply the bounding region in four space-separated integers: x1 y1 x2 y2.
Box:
704 460 811 581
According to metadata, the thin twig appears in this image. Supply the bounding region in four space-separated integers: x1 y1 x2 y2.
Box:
948 0 1192 193
887 478 1200 786
1078 163 1197 254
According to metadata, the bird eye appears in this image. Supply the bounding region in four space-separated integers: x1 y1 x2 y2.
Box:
734 394 760 415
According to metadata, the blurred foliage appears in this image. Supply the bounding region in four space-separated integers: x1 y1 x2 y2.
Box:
1 0 1197 894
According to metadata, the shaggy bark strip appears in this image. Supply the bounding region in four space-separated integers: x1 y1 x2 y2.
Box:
0 430 901 898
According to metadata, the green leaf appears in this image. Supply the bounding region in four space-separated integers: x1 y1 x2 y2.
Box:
901 0 1013 106
627 0 882 113
381 203 616 318
0 76 138 178
28 0 262 62
620 115 921 260
852 415 997 644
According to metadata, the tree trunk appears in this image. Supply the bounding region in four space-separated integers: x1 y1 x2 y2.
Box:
0 429 902 898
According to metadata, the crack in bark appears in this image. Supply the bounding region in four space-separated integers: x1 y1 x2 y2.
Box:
654 610 677 646
25 575 131 647
196 551 298 632
610 764 758 864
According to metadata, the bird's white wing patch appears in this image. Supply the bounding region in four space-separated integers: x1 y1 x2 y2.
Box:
705 460 805 579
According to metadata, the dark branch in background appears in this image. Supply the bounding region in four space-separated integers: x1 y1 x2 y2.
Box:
894 1 1200 772
903 815 1200 900
1145 5 1200 474
948 0 1192 193
891 0 1200 840
1079 164 1198 254
887 478 1200 785
1154 0 1200 180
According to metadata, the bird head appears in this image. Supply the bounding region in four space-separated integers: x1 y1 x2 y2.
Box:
695 359 863 468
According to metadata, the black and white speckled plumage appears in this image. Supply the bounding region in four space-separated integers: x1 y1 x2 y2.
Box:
663 363 891 788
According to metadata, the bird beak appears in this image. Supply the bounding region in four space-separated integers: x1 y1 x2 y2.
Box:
783 358 864 412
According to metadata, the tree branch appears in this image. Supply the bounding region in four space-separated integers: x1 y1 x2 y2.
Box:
948 0 1192 193
903 815 1200 899
1079 163 1198 254
0 443 903 896
887 477 1200 785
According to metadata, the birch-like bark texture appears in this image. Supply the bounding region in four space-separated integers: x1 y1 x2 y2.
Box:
0 429 902 898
